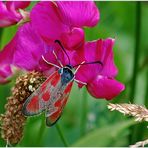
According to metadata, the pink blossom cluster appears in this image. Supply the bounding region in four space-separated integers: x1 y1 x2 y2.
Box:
0 1 125 100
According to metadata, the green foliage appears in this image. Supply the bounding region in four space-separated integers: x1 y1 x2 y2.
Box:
73 119 136 147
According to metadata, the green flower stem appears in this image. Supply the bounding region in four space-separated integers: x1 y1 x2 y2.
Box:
130 1 141 103
55 123 68 147
135 69 148 141
80 87 88 136
37 116 46 146
125 56 148 86
144 69 148 108
129 1 142 144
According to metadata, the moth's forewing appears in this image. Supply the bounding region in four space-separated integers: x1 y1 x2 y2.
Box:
22 71 60 116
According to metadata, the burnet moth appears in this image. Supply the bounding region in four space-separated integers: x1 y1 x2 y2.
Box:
22 40 103 127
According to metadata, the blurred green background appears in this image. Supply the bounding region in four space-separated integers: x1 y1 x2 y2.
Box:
0 1 148 147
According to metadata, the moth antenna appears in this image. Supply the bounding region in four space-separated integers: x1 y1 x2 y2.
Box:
73 61 103 68
55 40 71 65
42 55 60 69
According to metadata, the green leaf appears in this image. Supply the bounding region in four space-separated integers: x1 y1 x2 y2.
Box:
72 119 136 147
0 25 17 49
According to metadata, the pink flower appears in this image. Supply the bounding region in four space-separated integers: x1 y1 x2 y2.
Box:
0 1 30 27
0 1 124 100
30 1 99 50
0 1 99 81
0 64 12 84
75 39 125 100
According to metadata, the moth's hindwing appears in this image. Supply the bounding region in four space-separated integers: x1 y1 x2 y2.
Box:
46 81 73 126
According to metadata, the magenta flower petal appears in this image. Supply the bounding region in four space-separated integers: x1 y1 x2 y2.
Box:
31 1 98 49
74 38 125 99
61 27 84 50
98 39 118 77
56 1 100 27
0 64 12 84
75 38 118 84
87 75 125 100
0 2 19 27
0 23 45 72
85 38 118 77
31 2 68 44
6 1 30 10
13 23 45 71
0 1 30 27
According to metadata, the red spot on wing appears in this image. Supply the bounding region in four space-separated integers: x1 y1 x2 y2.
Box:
42 91 50 101
63 96 68 106
46 80 73 126
41 82 47 91
54 82 73 108
41 71 59 91
54 99 63 107
41 78 51 92
64 82 73 94
50 109 61 121
41 71 60 91
27 96 39 112
51 73 60 87
54 95 69 109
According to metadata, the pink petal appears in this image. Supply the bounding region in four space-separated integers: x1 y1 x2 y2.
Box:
0 64 12 84
31 2 68 44
13 23 45 71
0 1 30 27
31 2 85 50
60 27 84 50
97 39 118 77
75 63 102 86
6 1 30 10
87 75 125 100
0 2 19 27
0 23 45 71
0 34 17 64
56 1 100 28
85 38 118 77
75 38 118 85
39 43 66 72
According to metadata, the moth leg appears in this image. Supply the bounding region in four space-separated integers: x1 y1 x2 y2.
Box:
74 79 87 85
74 61 85 74
42 55 60 69
53 50 63 68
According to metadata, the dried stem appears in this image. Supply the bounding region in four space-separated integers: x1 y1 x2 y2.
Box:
108 103 148 122
0 71 46 144
130 138 148 148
